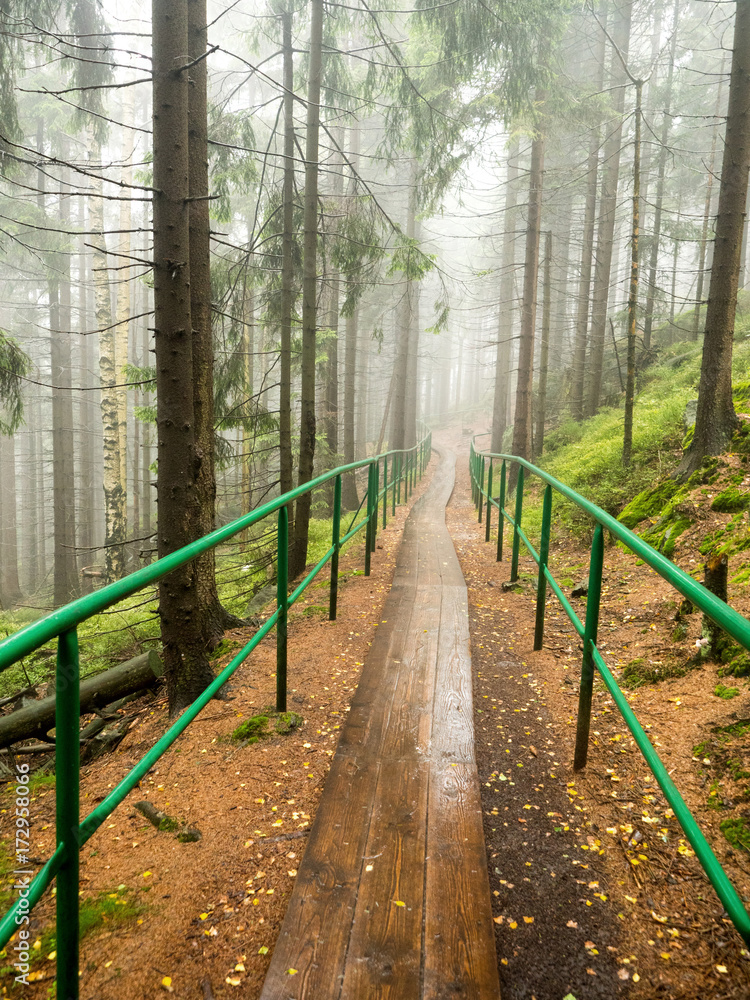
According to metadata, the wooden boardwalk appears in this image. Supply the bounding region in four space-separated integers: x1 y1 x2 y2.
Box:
259 447 500 1000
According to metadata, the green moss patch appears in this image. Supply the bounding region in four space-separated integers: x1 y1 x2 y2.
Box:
714 683 740 699
621 656 694 688
720 817 750 852
711 485 750 513
618 481 685 529
231 710 303 743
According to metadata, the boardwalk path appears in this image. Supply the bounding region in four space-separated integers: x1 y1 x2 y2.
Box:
260 446 500 999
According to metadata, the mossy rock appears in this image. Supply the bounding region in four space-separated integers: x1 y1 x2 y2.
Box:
622 656 693 688
720 817 750 852
685 456 720 488
642 513 692 558
714 683 740 699
231 710 303 743
618 480 685 529
719 650 750 677
711 486 750 513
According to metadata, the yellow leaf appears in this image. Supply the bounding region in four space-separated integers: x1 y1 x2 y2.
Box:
258 946 269 955
651 911 667 924
716 965 728 974
226 977 242 986
394 900 406 907
493 915 504 924
143 871 152 878
633 972 640 982
199 913 208 920
287 968 298 976
660 952 671 960
501 958 508 966
508 921 518 929
523 916 534 924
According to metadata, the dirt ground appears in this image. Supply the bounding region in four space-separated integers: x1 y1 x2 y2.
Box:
3 427 750 1000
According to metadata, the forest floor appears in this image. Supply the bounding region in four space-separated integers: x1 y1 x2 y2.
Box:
3 428 750 1000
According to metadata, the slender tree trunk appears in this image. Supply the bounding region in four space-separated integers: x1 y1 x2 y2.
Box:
390 163 417 453
89 126 126 581
0 435 21 606
153 0 214 714
535 230 552 458
693 54 727 340
492 141 519 451
241 279 255 529
279 2 295 518
642 0 679 350
291 0 323 577
115 89 134 531
511 109 546 472
140 312 153 562
51 144 79 606
678 1 750 476
343 305 359 508
404 242 420 449
623 80 642 467
586 0 633 416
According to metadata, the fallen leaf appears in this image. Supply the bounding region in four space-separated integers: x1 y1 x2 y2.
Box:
618 969 629 980
394 900 406 907
493 915 504 924
523 916 534 924
258 946 269 955
566 920 578 929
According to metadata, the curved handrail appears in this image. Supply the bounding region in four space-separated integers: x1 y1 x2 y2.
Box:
470 436 750 946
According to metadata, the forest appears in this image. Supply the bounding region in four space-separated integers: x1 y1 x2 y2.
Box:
2 0 750 997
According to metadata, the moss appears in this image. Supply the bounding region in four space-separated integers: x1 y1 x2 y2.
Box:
685 456 719 488
302 604 327 618
618 480 685 529
622 656 693 688
157 816 181 832
720 817 750 852
714 683 740 699
231 710 303 743
642 512 692 557
711 485 750 513
719 651 750 677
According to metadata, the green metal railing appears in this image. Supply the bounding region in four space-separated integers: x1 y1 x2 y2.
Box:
0 429 432 998
470 435 750 946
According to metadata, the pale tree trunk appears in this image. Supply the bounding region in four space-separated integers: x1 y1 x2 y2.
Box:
241 279 255 527
51 142 79 606
678 1 750 477
279 2 295 516
693 53 727 340
342 126 360 509
534 230 552 458
0 435 21 607
153 0 214 714
390 162 417 453
511 104 546 475
492 141 519 451
623 80 642 468
115 89 135 523
404 236 420 449
291 0 323 577
324 128 343 467
642 0 679 350
89 124 126 581
586 0 632 416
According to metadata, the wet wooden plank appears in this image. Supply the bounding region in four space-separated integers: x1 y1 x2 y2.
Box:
258 754 378 1000
339 759 429 998
423 762 501 1000
429 587 476 764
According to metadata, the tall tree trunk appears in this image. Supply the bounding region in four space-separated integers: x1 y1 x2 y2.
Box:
642 0 679 350
535 230 552 458
51 143 79 606
623 80 642 467
324 128 343 469
678 1 750 476
241 278 255 529
115 89 134 537
279 2 295 526
491 141 519 451
390 163 417 453
89 125 126 581
0 435 21 606
153 0 214 714
404 243 420 449
586 0 633 416
511 109 546 473
291 0 323 577
140 311 153 562
693 54 727 340
342 305 359 508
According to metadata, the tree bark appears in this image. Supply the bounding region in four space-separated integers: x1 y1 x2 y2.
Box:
678 1 750 477
291 0 323 577
279 1 295 531
492 141 519 451
390 164 417 453
0 435 21 606
511 109 546 473
623 80 642 468
152 0 214 714
115 89 135 531
586 0 633 416
535 230 552 458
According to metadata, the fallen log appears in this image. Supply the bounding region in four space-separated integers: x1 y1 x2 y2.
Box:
0 650 163 749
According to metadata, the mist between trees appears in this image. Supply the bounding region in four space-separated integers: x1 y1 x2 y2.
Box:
0 0 748 711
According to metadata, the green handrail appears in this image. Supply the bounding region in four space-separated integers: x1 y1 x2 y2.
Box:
469 436 750 947
0 428 432 995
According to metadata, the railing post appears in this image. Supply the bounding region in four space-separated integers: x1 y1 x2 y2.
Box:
365 462 374 576
276 506 289 711
397 453 402 506
383 455 388 529
329 475 342 621
496 460 506 562
56 627 80 1000
478 456 485 523
534 484 553 650
510 465 524 583
371 459 379 552
574 523 605 770
485 461 493 542
392 455 397 517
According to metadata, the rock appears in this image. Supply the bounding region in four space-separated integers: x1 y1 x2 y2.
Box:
571 580 588 598
684 399 698 429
